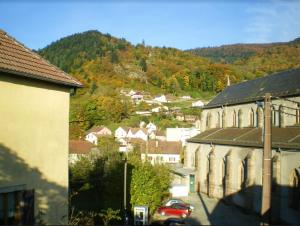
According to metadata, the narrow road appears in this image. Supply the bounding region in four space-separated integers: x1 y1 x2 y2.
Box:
182 193 261 226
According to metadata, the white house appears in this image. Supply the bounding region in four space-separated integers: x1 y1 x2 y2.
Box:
154 94 167 103
141 140 182 165
151 106 169 113
115 126 129 140
128 89 136 96
192 100 204 108
69 140 97 164
131 91 143 103
135 111 152 116
166 127 201 146
85 126 112 145
127 128 148 141
181 95 192 100
146 122 157 133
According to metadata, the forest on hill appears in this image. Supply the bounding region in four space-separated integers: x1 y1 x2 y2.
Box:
187 38 300 78
39 30 245 97
38 30 300 137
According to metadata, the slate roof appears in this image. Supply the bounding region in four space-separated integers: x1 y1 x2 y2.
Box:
0 29 82 87
204 69 300 109
188 127 300 150
69 140 95 154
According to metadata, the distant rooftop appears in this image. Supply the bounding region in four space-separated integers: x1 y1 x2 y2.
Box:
0 29 82 87
204 69 300 109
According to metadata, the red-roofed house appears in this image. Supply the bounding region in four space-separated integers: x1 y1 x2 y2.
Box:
69 140 98 163
0 30 82 224
85 126 112 145
141 140 182 165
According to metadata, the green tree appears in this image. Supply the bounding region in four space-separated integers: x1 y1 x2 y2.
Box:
99 208 121 226
130 163 171 214
139 58 147 72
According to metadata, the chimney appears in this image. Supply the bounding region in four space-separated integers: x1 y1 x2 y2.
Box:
156 140 159 148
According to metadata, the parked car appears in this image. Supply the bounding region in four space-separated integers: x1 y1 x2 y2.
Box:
163 218 188 226
164 199 194 211
157 203 191 218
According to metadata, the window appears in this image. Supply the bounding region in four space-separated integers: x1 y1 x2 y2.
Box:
238 109 243 128
0 189 34 225
222 111 226 128
233 111 237 127
257 107 263 127
169 157 175 162
289 169 300 210
296 104 300 124
147 156 153 161
250 109 254 127
217 112 221 128
221 158 226 196
240 160 247 190
206 113 212 129
271 106 278 127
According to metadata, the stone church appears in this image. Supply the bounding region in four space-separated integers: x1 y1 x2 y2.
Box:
185 69 300 224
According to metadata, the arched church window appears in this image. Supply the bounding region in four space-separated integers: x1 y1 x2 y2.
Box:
250 108 255 127
289 169 300 210
217 112 221 128
206 112 212 129
222 111 226 128
240 159 247 190
238 109 243 128
233 111 237 127
296 104 300 124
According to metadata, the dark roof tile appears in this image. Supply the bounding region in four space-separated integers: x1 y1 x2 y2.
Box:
188 127 300 150
204 69 300 108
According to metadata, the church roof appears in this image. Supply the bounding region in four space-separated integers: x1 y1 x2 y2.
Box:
188 127 300 150
0 29 82 87
204 69 300 109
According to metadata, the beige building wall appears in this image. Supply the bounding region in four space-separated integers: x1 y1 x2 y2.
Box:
201 97 300 132
0 74 70 224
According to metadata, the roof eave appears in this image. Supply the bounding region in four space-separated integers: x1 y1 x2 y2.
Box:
0 68 83 88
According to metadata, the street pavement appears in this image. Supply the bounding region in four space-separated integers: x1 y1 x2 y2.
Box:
181 192 261 226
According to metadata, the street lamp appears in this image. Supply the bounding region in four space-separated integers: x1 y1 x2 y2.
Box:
123 154 129 225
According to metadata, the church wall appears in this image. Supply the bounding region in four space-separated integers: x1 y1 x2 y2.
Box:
200 96 300 132
279 151 300 224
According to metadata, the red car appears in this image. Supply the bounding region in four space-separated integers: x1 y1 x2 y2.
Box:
157 203 191 218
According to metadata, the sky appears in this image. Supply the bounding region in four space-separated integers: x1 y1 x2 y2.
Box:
1 0 300 50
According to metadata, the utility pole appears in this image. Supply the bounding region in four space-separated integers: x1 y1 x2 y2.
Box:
261 93 272 226
124 157 127 212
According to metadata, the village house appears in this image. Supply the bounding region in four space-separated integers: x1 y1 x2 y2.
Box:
192 100 204 108
131 91 144 103
69 140 98 164
127 128 149 141
186 69 300 225
140 140 182 165
154 94 168 103
0 30 82 224
181 95 192 100
146 122 157 133
149 130 166 141
115 126 130 140
167 127 201 146
85 126 112 145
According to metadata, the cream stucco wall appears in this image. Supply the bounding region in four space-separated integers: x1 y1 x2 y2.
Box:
0 74 70 224
201 97 300 131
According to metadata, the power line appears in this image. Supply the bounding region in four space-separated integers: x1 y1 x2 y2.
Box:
273 96 300 105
